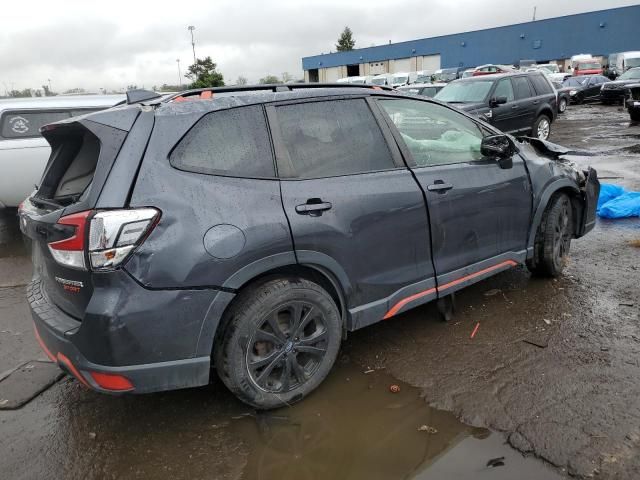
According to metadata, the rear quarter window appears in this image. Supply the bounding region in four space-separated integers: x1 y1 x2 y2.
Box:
169 105 275 178
0 111 71 139
512 77 534 100
529 74 553 96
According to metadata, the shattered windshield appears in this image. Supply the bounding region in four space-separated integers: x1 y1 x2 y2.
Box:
434 80 494 103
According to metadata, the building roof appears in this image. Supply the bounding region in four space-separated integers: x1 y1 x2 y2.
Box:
302 5 640 71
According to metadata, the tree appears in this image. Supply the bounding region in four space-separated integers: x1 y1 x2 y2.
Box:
259 75 280 84
185 56 225 88
235 76 248 86
42 85 56 97
281 72 293 83
336 26 355 52
9 89 32 98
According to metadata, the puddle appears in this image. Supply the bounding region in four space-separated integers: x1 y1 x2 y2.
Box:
0 356 564 479
233 359 563 480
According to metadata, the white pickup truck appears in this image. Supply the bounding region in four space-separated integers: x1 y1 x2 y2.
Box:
0 95 123 208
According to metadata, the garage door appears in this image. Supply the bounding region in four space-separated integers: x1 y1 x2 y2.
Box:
421 54 441 72
392 58 411 73
323 67 342 82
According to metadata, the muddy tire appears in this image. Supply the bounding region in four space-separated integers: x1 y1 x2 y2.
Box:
527 193 573 277
214 277 341 410
630 110 640 122
532 114 551 140
558 97 567 113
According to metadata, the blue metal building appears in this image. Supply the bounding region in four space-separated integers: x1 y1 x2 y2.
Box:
301 5 640 81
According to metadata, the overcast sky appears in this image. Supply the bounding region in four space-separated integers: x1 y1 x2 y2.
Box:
0 0 637 93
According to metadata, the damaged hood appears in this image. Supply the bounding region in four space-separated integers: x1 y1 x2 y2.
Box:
518 137 596 159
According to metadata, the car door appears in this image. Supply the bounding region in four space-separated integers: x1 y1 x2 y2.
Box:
268 97 436 327
511 76 537 132
488 78 517 133
375 97 532 294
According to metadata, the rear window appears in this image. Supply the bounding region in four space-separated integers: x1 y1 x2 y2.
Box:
529 74 553 95
274 99 395 178
170 105 275 178
0 111 70 139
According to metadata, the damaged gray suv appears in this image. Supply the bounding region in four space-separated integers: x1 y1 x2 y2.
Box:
20 84 599 409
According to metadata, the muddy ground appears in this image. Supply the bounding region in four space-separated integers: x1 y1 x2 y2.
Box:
0 103 638 479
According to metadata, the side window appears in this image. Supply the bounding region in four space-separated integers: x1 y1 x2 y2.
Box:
274 99 395 179
512 77 534 100
379 98 484 167
0 111 71 139
494 79 515 102
170 105 275 177
529 74 553 95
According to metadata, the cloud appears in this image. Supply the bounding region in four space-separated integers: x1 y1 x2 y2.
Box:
0 0 636 92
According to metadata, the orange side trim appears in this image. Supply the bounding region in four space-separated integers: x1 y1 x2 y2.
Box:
33 326 56 362
57 352 91 389
383 287 436 319
200 91 213 99
437 260 517 292
382 260 518 320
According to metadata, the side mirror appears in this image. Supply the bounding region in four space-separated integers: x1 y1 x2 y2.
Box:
489 96 508 107
481 135 514 169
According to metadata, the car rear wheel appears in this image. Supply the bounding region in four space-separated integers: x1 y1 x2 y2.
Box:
214 277 341 409
631 110 640 122
558 98 567 113
527 193 573 277
533 114 552 140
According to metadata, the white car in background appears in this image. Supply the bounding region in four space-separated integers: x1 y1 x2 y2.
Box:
371 74 392 86
390 72 418 88
0 95 124 208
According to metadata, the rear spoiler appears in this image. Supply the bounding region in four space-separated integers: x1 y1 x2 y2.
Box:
123 89 163 105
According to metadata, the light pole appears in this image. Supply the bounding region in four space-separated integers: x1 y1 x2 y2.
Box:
176 59 182 88
188 26 196 65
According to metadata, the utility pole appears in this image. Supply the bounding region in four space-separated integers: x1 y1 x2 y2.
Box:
533 6 537 21
47 78 52 92
176 59 182 88
188 26 196 65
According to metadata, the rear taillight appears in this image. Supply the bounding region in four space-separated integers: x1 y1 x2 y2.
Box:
48 208 160 271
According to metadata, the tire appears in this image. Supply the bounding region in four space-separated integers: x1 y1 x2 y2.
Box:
558 97 567 113
630 110 640 122
527 193 573 277
532 114 552 140
214 277 342 410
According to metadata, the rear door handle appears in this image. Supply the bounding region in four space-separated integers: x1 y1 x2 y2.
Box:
427 182 453 192
295 200 332 216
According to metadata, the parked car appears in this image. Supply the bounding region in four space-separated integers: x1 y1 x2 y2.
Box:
573 61 603 76
435 71 558 139
601 67 640 104
461 69 476 78
570 54 594 69
0 95 124 209
20 83 598 409
552 81 571 113
432 68 463 82
472 65 516 76
561 75 609 104
347 76 374 84
371 74 392 86
390 72 418 87
397 82 446 98
626 84 640 121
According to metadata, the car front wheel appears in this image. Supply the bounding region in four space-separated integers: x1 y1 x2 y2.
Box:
214 277 342 409
527 193 573 277
533 114 552 140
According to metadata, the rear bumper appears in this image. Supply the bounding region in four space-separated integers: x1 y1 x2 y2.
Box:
28 278 230 394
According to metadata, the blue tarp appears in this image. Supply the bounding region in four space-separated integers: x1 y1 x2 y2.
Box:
597 183 640 219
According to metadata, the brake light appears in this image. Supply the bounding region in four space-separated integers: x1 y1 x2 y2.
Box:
48 211 91 269
48 208 160 271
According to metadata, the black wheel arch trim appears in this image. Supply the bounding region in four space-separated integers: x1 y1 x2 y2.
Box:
526 179 581 254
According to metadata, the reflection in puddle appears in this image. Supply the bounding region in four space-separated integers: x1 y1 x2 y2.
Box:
236 359 562 480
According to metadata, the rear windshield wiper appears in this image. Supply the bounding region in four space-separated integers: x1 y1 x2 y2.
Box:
30 196 63 210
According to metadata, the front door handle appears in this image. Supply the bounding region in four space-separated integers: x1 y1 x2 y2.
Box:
427 182 453 193
295 199 332 216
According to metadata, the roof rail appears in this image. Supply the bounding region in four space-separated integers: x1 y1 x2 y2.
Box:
160 83 395 103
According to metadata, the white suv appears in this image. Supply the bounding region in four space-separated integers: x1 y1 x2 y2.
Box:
0 94 123 208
